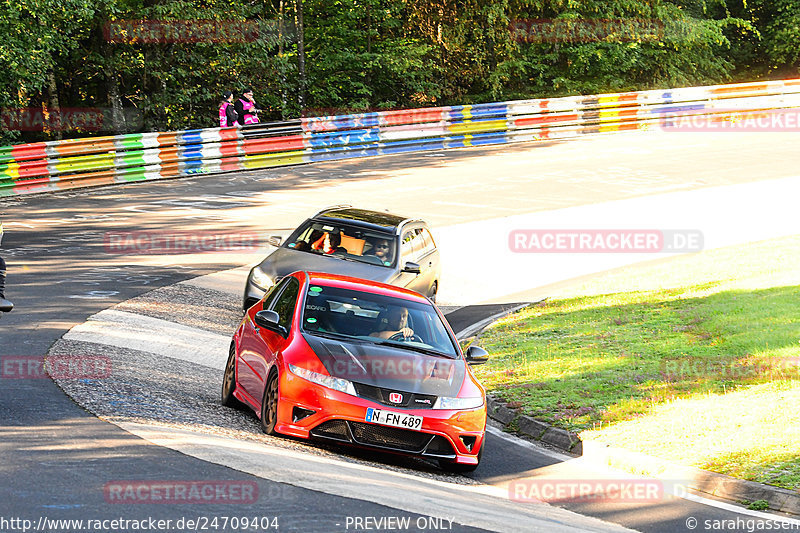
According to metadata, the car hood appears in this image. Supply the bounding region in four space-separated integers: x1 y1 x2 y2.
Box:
302 333 464 397
260 248 395 283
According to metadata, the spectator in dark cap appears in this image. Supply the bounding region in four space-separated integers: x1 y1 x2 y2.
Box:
235 88 261 126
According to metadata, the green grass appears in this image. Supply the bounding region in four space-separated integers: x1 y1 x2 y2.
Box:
475 235 800 489
747 500 771 511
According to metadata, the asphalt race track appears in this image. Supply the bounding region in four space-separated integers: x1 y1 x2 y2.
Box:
2 131 800 532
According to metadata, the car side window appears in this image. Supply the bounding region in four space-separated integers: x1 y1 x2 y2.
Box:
419 228 436 256
410 228 428 259
270 278 300 331
404 228 434 263
260 278 288 310
400 230 416 263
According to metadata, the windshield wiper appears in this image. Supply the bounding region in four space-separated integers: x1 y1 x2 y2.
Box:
305 330 361 343
375 339 455 359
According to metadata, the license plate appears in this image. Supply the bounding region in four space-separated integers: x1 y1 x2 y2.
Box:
365 408 423 431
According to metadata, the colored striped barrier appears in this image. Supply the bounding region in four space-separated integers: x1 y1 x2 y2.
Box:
2 78 800 197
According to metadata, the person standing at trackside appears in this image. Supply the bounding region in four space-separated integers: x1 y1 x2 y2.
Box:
0 220 13 314
218 91 239 128
235 88 261 126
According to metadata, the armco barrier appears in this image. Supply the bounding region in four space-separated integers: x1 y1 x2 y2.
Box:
2 78 800 197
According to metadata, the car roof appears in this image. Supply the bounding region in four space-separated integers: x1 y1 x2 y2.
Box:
313 207 421 233
304 271 430 304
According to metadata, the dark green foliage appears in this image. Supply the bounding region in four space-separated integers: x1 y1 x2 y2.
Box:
0 0 796 144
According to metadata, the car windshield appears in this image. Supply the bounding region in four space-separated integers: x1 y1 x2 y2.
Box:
302 284 458 358
284 221 396 268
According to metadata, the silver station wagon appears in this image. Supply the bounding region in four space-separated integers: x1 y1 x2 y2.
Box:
243 206 441 310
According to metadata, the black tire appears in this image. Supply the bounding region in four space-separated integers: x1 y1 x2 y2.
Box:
429 282 438 303
260 369 280 435
221 344 246 409
439 439 483 474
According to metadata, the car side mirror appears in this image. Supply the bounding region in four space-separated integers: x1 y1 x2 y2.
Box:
254 310 285 335
402 261 421 274
465 345 489 365
267 235 282 247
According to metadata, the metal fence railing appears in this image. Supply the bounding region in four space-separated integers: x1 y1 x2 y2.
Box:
2 78 799 197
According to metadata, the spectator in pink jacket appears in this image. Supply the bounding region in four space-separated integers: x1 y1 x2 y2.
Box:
218 91 238 127
235 88 261 126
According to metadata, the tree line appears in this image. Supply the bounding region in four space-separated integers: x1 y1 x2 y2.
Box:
1 0 798 144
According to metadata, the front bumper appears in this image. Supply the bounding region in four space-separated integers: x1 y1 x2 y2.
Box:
275 369 486 465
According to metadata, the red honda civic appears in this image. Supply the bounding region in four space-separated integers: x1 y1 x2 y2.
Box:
222 271 489 472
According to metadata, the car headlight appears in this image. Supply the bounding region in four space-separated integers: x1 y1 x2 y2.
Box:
250 267 273 290
433 396 484 410
288 364 357 396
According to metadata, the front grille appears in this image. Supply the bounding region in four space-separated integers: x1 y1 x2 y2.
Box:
349 422 432 452
353 383 437 410
310 419 452 457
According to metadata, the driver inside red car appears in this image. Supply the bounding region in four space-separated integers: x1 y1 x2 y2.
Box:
370 306 414 339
